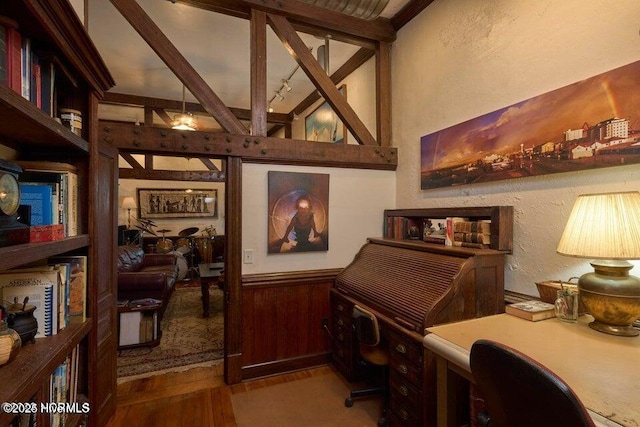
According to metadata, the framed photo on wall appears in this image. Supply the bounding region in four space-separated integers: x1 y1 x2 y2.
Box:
137 188 218 219
305 84 347 144
267 171 329 254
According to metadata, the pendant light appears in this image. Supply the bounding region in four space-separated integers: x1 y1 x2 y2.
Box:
171 85 197 131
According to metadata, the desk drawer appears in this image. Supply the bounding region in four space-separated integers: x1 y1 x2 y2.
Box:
390 352 422 387
388 332 423 364
389 397 421 427
390 371 421 410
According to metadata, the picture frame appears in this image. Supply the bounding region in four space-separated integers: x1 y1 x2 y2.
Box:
137 188 218 219
305 84 347 144
267 171 329 254
420 59 640 190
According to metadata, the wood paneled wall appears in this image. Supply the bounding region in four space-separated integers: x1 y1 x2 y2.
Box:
240 269 341 379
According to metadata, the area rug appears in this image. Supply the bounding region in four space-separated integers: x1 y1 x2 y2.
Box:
231 369 383 427
117 286 224 381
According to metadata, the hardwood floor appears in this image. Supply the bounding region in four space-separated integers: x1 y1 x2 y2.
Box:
107 364 338 426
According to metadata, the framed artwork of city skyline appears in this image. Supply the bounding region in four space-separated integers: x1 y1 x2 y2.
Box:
420 59 640 190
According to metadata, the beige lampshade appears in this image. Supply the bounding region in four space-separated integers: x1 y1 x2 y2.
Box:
122 196 136 210
557 191 640 260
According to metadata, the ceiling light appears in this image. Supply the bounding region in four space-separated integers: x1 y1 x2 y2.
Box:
282 80 292 92
171 84 197 131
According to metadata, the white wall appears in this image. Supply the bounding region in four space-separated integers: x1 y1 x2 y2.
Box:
392 0 640 295
242 164 395 274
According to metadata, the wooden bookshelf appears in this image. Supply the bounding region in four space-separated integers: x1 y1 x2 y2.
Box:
383 206 513 253
0 1 115 426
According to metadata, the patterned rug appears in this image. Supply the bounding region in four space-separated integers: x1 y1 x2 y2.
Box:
117 285 224 381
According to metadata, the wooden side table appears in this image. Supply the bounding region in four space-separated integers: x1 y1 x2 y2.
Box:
198 262 224 318
117 299 163 350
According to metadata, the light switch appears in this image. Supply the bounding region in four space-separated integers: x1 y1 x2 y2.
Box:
243 249 254 264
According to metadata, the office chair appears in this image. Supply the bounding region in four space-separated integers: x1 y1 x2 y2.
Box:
344 304 390 427
469 339 596 427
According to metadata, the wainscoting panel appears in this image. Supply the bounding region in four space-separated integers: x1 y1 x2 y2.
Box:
240 269 342 379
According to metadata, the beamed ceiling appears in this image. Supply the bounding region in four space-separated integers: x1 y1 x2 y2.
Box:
87 0 436 178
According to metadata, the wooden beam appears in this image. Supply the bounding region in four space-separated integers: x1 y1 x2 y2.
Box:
292 47 374 116
119 168 225 182
376 41 391 147
199 157 220 171
101 92 291 125
391 0 437 31
153 108 173 127
170 0 396 47
100 122 397 170
119 152 142 169
108 0 249 134
250 10 267 136
267 14 377 146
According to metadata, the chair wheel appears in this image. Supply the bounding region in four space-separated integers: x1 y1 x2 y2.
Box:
345 397 353 407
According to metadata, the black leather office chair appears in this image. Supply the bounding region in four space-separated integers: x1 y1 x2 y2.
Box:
344 304 389 427
470 339 596 427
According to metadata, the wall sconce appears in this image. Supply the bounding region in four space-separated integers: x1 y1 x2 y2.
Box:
122 196 136 230
557 191 640 336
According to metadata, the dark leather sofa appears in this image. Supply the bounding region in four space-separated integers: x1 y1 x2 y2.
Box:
116 245 178 310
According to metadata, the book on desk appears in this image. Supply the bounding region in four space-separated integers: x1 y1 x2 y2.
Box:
505 300 555 321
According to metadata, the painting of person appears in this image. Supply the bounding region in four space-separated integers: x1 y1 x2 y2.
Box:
268 171 329 254
280 196 320 251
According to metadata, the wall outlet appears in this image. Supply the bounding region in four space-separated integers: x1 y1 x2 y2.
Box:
243 249 254 264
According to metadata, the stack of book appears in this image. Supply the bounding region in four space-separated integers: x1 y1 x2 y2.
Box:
0 255 87 338
0 15 59 116
18 161 78 241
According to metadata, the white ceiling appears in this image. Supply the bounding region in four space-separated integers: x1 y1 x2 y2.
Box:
86 0 410 127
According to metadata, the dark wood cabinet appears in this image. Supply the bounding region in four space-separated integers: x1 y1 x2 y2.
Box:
0 1 115 426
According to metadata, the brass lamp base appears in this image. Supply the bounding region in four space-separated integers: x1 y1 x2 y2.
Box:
578 260 640 337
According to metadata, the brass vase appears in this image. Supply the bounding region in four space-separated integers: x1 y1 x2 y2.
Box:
0 319 21 366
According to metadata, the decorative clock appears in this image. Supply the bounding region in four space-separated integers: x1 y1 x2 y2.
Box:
0 159 29 247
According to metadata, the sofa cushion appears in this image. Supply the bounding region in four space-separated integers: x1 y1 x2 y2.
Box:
117 245 144 272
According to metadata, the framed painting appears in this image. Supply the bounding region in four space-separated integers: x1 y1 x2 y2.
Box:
305 84 347 143
137 188 218 219
267 171 329 254
420 59 640 190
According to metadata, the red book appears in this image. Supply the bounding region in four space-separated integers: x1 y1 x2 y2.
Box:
3 18 21 94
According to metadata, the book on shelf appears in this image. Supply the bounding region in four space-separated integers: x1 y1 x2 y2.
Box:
49 255 87 322
0 16 22 94
18 161 79 237
505 300 556 321
20 36 30 101
445 217 467 246
19 182 55 226
453 220 491 234
0 268 60 338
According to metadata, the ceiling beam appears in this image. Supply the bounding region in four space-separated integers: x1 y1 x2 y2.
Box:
119 168 225 182
391 0 437 30
101 122 397 170
250 10 268 137
120 152 143 169
170 0 396 47
199 157 220 171
292 47 374 116
108 0 249 134
101 92 291 125
268 13 377 145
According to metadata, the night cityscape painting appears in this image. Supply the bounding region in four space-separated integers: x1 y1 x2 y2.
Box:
420 60 640 190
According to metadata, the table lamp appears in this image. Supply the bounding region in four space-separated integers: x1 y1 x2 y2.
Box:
557 191 640 336
122 196 136 230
